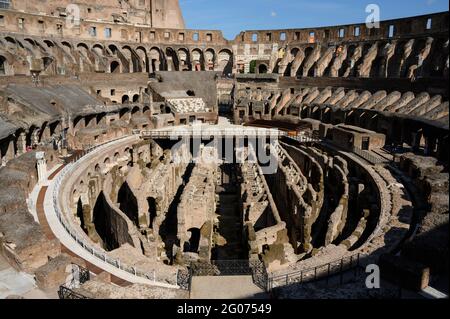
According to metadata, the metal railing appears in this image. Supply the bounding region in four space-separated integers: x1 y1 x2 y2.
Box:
58 286 90 299
268 253 362 291
177 260 269 292
51 135 178 287
141 128 286 139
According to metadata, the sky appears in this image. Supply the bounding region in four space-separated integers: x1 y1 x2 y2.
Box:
179 0 449 40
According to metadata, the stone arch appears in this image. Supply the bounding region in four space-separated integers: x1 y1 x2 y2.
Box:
110 60 120 73
108 44 119 55
23 38 36 47
0 55 6 75
119 107 130 119
92 192 118 251
340 44 357 77
184 228 201 253
122 45 141 72
117 182 139 227
49 121 61 136
191 48 204 71
177 48 190 71
43 40 55 48
131 106 140 116
218 49 233 75
204 48 215 70
38 122 50 142
165 47 179 71
149 47 162 73
73 116 84 131
61 41 72 50
136 46 148 73
258 63 268 74
132 94 140 103
4 36 16 45
297 46 314 76
147 197 157 229
122 95 130 104
92 43 104 56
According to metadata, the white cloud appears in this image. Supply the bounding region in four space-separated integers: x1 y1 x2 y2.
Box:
270 11 277 17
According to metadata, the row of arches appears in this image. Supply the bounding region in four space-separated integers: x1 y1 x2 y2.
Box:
276 36 448 78
0 35 234 76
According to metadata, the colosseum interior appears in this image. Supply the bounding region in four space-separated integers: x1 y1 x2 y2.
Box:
0 0 448 300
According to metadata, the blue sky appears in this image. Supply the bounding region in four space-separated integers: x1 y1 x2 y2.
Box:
179 0 449 39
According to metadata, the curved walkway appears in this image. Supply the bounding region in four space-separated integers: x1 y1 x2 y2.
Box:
30 136 179 289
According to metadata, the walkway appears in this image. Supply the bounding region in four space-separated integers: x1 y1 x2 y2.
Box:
190 276 267 299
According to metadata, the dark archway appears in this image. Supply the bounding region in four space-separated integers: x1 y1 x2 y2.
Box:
148 197 157 229
93 192 119 251
122 95 130 104
184 228 201 253
0 55 6 75
117 182 139 227
76 198 87 234
110 61 120 73
258 64 268 74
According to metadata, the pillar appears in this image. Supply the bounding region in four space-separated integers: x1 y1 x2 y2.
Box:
36 151 47 184
17 132 27 155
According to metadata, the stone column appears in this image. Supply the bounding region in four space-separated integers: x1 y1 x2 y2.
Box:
16 132 27 155
36 151 47 184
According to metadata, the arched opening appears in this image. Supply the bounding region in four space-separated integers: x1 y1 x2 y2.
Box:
110 61 120 73
184 228 201 253
131 106 140 116
117 182 139 227
5 36 16 45
149 47 161 73
119 108 130 119
0 55 6 75
258 64 268 74
218 49 233 75
43 40 55 48
122 95 130 104
92 44 104 56
136 47 148 72
191 49 203 71
165 47 179 71
178 48 190 70
76 198 87 234
132 94 140 103
340 44 357 77
298 46 314 77
122 46 140 72
93 192 119 251
205 49 215 70
108 44 118 55
147 197 157 229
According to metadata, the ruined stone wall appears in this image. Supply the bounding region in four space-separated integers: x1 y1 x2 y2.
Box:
0 152 60 272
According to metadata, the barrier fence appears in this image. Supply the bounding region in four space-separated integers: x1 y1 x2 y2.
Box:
268 253 362 291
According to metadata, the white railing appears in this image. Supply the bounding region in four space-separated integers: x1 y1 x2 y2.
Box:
51 135 178 287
